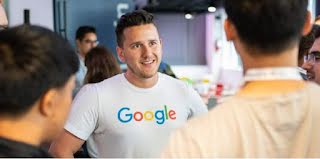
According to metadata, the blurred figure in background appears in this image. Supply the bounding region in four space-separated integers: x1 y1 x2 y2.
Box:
84 46 121 84
158 61 177 78
302 24 320 85
163 0 320 157
298 25 317 79
0 25 78 157
299 26 316 67
73 26 98 97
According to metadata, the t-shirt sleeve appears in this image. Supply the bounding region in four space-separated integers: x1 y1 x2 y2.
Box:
64 84 99 141
185 84 208 118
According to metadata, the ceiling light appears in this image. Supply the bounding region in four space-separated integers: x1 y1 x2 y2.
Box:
185 13 193 19
208 6 216 12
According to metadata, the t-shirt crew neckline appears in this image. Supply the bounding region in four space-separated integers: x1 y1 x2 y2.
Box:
120 73 161 93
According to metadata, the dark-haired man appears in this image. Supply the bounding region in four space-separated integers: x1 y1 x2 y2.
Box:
50 10 207 158
163 0 320 157
302 25 320 85
73 26 98 97
0 25 78 157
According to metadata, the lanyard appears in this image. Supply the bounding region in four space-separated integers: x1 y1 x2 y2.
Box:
244 67 302 82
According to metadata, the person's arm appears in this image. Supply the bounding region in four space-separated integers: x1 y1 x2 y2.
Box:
49 130 85 157
185 84 208 118
50 84 99 157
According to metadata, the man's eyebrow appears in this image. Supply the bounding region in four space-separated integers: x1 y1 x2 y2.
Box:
129 41 142 46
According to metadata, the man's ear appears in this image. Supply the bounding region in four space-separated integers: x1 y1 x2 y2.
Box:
302 11 312 36
116 46 125 63
224 18 236 41
38 89 57 117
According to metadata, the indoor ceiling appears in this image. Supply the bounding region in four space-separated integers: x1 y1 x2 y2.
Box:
134 0 223 13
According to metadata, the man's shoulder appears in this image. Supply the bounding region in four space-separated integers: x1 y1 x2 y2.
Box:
0 137 51 157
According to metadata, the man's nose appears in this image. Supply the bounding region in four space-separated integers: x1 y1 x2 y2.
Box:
142 45 152 56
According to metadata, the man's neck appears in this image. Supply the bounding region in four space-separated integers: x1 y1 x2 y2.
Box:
241 46 298 73
0 118 43 147
124 71 158 88
237 46 305 97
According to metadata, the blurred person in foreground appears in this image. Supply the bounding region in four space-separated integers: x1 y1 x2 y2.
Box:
162 0 320 157
0 25 78 157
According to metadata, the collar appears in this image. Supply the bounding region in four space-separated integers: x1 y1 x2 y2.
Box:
244 67 302 82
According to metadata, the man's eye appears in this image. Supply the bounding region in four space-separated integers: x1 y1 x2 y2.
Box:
150 41 157 46
132 44 141 48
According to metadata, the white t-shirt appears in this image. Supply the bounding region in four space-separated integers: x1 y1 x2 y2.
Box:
162 82 320 158
65 73 208 157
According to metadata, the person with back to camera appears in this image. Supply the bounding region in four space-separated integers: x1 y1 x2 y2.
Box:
162 0 320 157
49 10 208 158
0 25 78 157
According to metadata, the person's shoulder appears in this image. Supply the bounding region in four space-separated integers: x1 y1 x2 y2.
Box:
180 97 239 139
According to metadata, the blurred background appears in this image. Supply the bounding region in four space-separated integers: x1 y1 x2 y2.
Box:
1 0 319 103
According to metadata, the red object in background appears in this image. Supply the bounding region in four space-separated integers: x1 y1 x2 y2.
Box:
215 83 223 97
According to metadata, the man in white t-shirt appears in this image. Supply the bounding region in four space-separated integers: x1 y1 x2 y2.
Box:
162 0 320 158
49 10 208 158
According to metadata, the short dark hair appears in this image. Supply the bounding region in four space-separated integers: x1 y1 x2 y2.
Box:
298 25 318 60
0 25 79 116
84 46 121 84
224 0 309 54
75 26 96 40
115 10 155 47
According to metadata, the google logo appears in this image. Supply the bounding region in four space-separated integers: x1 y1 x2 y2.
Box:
117 105 176 125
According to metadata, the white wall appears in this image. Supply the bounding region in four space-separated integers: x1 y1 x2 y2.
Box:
8 0 53 30
154 13 207 65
